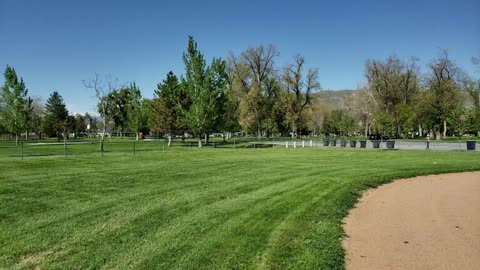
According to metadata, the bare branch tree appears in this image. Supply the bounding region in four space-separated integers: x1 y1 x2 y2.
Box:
427 49 462 138
82 73 119 153
283 54 321 137
472 56 480 73
241 45 279 85
365 55 420 137
347 86 375 136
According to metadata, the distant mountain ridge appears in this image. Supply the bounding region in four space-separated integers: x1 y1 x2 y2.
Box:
314 89 356 109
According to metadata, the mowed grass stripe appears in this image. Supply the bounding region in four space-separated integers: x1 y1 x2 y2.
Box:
52 166 333 268
1 146 480 269
53 171 314 267
2 150 330 267
118 174 335 269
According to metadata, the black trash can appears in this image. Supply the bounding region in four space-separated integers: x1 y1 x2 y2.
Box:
340 140 347 147
359 141 367 148
466 140 476 150
323 139 330 146
386 140 395 149
330 140 337 147
372 141 381 148
350 140 357 148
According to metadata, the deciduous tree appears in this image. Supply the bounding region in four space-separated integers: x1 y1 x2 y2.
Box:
283 55 320 137
230 45 279 137
0 66 29 144
427 50 462 138
30 97 45 139
127 82 148 141
102 87 131 137
151 72 180 141
366 55 419 137
182 36 228 147
83 74 118 152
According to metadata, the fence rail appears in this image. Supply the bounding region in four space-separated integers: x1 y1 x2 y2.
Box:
0 138 478 160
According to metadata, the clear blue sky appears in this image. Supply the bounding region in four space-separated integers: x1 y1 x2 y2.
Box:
1 0 479 114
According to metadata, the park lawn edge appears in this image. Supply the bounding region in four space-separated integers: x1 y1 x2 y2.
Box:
1 148 480 269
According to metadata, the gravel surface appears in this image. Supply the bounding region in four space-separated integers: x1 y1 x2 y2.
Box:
343 172 480 270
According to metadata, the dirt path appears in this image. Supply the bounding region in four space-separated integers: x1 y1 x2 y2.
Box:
343 171 480 270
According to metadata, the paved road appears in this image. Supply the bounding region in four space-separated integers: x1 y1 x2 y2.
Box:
264 139 479 151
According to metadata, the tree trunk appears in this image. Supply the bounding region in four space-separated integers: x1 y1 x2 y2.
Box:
198 135 202 148
257 123 261 139
443 120 447 139
418 124 423 137
101 119 106 152
100 138 104 152
15 134 19 146
168 135 172 147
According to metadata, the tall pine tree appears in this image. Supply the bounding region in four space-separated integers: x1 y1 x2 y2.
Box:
44 91 69 140
152 71 182 145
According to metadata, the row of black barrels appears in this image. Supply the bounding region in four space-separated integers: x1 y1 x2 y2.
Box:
323 139 396 149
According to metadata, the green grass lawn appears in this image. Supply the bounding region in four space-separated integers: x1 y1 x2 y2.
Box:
1 145 479 269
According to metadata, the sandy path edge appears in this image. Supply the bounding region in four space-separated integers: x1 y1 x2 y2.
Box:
342 171 480 270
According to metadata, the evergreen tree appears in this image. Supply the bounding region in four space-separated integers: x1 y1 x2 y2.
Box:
152 71 182 145
44 91 69 139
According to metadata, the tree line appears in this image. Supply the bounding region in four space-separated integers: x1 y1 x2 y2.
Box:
1 37 479 147
331 50 480 140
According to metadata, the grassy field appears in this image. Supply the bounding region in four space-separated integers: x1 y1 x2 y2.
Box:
1 144 479 269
